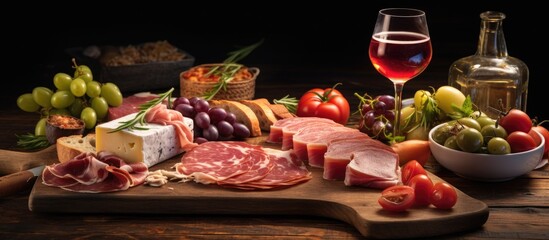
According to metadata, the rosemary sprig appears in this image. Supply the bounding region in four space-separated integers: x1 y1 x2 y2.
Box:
202 39 263 100
16 133 50 150
273 95 298 114
109 87 174 133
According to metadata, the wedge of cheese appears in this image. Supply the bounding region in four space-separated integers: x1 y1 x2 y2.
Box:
95 113 193 167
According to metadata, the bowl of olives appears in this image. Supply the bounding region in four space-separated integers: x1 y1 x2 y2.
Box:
428 119 545 182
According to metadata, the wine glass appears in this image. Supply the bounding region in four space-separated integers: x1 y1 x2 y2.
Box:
369 8 432 138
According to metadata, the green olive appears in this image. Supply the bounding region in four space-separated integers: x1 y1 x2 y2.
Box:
444 135 460 150
476 116 497 128
487 137 511 154
456 128 484 152
455 117 481 131
480 124 508 143
432 124 454 145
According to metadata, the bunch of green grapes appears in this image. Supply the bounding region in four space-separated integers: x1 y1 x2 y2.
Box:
16 59 123 138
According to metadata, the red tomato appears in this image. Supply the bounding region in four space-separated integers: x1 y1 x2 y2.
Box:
499 109 532 133
378 185 415 212
530 125 549 158
296 84 350 125
507 131 537 153
401 160 427 185
407 174 433 207
429 182 458 209
391 140 431 166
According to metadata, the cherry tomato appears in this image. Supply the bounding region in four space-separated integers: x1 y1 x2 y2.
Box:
401 160 427 185
429 182 458 209
378 185 415 212
507 131 537 153
407 174 433 207
499 109 532 133
530 125 549 158
296 83 350 125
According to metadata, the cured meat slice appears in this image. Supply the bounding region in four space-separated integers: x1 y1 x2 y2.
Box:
217 147 274 185
280 121 342 151
42 152 149 193
226 148 312 190
344 149 400 189
107 94 158 121
175 141 261 184
173 141 312 190
293 128 369 167
146 104 197 152
323 138 392 180
267 117 338 144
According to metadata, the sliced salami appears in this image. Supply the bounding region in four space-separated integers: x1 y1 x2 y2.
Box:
174 141 312 190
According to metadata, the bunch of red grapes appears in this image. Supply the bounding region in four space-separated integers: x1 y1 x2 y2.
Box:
172 96 251 143
357 94 396 141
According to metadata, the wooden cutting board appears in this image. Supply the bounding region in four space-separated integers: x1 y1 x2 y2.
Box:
28 136 489 239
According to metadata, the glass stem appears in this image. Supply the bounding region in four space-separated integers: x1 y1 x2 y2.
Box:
393 82 404 138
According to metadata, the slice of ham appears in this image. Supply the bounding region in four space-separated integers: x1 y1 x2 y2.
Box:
344 149 400 189
323 138 393 180
42 152 149 193
293 128 370 168
267 117 338 144
145 104 197 152
280 120 342 151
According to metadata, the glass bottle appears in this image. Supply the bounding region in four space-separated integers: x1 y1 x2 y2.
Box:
448 11 529 119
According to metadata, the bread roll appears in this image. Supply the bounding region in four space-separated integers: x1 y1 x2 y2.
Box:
56 134 96 163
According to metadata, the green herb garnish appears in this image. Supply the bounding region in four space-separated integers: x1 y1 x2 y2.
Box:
16 133 50 150
273 94 299 114
109 87 174 133
202 39 263 100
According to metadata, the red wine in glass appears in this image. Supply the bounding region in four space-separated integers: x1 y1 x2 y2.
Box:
368 8 432 138
369 32 432 82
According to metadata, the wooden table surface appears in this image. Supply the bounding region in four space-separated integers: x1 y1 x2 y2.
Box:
0 61 548 239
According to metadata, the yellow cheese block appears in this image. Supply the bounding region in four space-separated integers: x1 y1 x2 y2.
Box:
95 113 193 167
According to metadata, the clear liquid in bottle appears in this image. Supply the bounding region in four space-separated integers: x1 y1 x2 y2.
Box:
448 11 528 119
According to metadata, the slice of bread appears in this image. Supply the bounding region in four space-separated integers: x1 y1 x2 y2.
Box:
239 99 278 131
56 134 96 163
209 100 262 137
251 98 295 120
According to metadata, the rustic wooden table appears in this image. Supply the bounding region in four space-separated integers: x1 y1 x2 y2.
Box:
1 63 548 239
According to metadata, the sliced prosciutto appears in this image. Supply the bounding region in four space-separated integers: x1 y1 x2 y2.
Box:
173 141 312 190
42 152 149 193
293 128 370 167
146 104 197 152
267 117 339 144
323 138 393 180
344 149 400 189
280 120 342 151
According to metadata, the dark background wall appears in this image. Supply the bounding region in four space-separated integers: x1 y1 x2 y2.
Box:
4 2 544 120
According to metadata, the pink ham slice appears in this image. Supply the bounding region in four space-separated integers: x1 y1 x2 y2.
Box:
280 120 343 151
293 127 369 167
42 152 149 193
146 104 197 152
267 117 339 144
344 149 400 189
323 138 393 180
175 141 312 190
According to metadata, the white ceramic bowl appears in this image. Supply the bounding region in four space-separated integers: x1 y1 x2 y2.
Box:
428 123 546 182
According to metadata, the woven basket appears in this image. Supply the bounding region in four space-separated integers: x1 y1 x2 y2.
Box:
180 64 259 100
